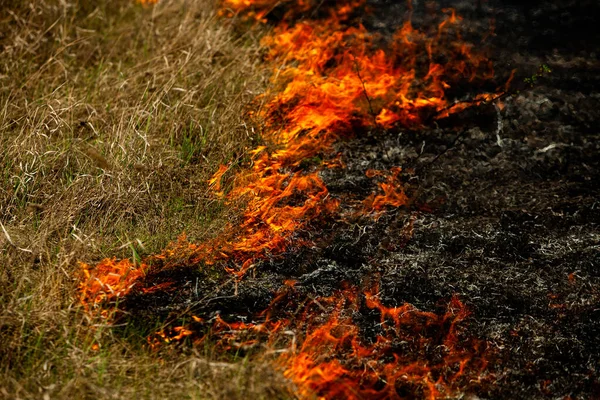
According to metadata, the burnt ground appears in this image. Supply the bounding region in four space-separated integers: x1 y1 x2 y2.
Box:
118 1 600 399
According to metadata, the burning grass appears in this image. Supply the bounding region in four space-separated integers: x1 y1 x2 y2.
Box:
74 0 510 398
5 0 597 398
80 0 502 300
147 282 491 399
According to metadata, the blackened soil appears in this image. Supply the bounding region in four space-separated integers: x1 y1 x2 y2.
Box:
355 2 600 397
121 1 599 399
358 2 599 398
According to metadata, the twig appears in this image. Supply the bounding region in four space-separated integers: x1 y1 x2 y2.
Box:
494 102 504 147
352 55 378 126
310 0 327 19
432 91 507 120
427 129 467 169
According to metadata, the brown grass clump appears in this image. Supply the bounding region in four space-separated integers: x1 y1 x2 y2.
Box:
0 0 290 398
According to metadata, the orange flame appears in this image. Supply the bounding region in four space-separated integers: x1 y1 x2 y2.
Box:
279 290 490 399
78 258 147 315
81 0 500 304
364 167 409 214
150 284 491 399
80 1 503 396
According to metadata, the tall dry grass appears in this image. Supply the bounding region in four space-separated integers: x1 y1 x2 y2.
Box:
0 0 290 398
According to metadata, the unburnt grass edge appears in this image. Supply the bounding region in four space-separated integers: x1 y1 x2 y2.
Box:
0 0 295 398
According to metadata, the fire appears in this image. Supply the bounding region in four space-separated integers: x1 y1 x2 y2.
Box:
149 284 490 399
201 0 496 274
81 0 499 302
279 288 490 399
79 0 503 397
79 258 148 316
364 167 409 214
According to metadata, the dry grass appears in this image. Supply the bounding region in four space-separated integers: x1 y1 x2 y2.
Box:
0 0 291 398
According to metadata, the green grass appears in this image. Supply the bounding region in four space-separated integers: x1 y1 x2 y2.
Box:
0 0 292 398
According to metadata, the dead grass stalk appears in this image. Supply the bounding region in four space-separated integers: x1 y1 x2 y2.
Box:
0 0 290 398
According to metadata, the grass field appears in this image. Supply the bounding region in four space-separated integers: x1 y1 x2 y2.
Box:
0 0 292 398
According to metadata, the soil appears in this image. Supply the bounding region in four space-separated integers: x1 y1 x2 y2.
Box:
119 1 600 398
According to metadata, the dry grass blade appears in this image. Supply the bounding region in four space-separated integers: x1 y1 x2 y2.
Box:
0 0 289 398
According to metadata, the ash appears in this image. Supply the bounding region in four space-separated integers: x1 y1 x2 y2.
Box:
122 1 600 398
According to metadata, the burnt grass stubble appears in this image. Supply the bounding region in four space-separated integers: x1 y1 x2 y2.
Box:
118 1 600 398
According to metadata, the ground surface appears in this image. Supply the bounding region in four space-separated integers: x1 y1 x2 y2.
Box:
2 0 599 399
120 1 600 398
0 1 289 399
356 1 600 397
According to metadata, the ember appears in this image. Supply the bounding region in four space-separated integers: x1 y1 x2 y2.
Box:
79 0 600 398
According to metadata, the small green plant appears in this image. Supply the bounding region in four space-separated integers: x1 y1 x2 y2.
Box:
524 64 552 87
299 155 323 170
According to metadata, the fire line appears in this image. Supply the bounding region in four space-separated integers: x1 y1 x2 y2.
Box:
79 0 503 398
